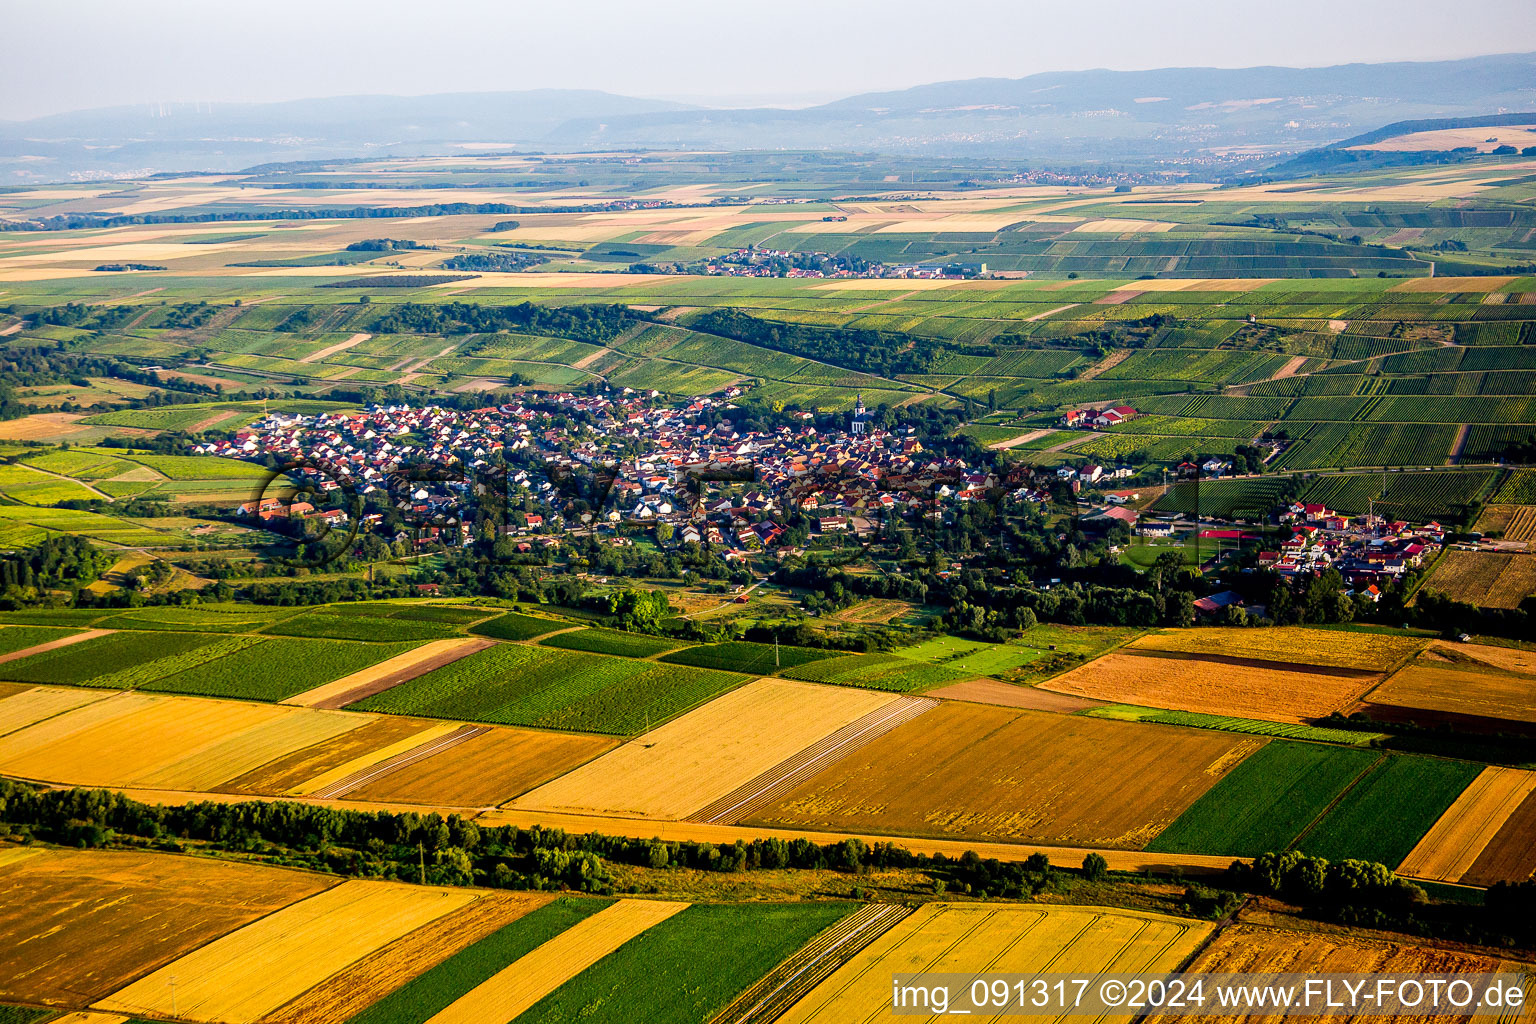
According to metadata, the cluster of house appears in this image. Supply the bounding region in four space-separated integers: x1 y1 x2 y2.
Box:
1061 406 1138 428
705 246 985 280
209 390 1035 557
1258 501 1445 595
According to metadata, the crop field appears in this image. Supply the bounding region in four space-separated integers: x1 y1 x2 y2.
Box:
1042 651 1380 723
140 637 422 701
0 690 368 791
95 604 302 633
0 847 333 1006
1396 767 1536 883
1082 705 1381 745
264 892 555 1024
469 610 570 641
0 684 109 736
335 897 602 1024
1363 660 1536 728
261 608 466 641
779 651 973 692
782 904 1211 1024
0 625 81 659
659 640 836 673
214 714 451 796
343 725 617 807
516 902 855 1024
282 637 493 708
542 628 687 658
1463 788 1536 888
352 642 747 734
1423 550 1536 609
1300 469 1496 521
1151 478 1294 519
1155 923 1535 1023
1295 754 1482 866
1147 742 1382 856
513 678 901 820
96 879 482 1023
748 701 1262 847
1126 626 1424 671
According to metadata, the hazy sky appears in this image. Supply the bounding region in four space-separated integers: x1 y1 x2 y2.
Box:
5 0 1536 120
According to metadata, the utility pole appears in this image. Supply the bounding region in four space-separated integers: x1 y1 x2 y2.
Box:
775 635 780 669
418 842 426 886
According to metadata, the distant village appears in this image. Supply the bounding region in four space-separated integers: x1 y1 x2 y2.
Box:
704 245 988 280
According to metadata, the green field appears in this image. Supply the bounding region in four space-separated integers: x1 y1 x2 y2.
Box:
141 637 422 700
1082 706 1385 745
779 651 971 692
541 628 687 658
516 902 854 1024
1146 741 1381 857
0 625 81 658
96 604 302 633
659 640 836 673
346 898 612 1024
0 630 230 687
1295 754 1484 866
470 610 572 641
352 642 748 733
260 609 464 642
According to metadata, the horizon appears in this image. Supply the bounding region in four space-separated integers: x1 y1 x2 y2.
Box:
5 0 1536 120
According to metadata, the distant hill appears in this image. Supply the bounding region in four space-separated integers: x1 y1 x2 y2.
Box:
1264 112 1536 178
3 52 1534 184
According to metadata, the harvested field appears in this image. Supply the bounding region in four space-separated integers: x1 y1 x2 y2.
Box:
924 678 1105 712
1434 641 1536 676
1424 550 1536 609
781 903 1210 1024
305 724 484 800
0 693 290 788
1397 767 1536 883
1362 662 1536 728
283 637 495 708
418 899 688 1024
748 702 1263 848
343 725 616 807
95 879 480 1023
0 685 109 737
286 721 462 797
513 678 900 820
1042 651 1379 724
261 892 551 1024
1126 626 1424 671
1464 788 1536 887
0 848 332 1007
216 714 442 795
1149 923 1535 1024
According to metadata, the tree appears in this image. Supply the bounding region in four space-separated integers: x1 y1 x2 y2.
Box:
1082 852 1108 881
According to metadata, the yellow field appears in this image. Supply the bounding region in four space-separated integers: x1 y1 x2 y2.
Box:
780 903 1211 1024
1127 626 1425 670
0 684 110 736
0 694 288 787
131 708 368 791
95 879 480 1023
423 899 689 1024
512 678 897 820
287 721 462 796
1365 663 1536 725
1397 767 1536 882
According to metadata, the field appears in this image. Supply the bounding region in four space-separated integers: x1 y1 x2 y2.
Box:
402 899 688 1024
0 690 367 791
0 625 81 659
470 610 571 641
95 879 482 1022
541 628 687 658
282 637 494 708
515 902 855 1024
140 637 423 701
1147 741 1382 856
351 642 748 735
1463 788 1536 887
779 651 974 692
264 892 556 1024
338 897 607 1024
1396 767 1536 883
214 714 457 796
1083 705 1380 744
1295 754 1483 866
747 701 1263 848
512 678 904 820
0 629 233 687
342 725 617 807
1042 651 1381 723
261 608 467 642
1362 660 1536 728
1152 923 1536 1024
0 847 333 1006
1125 626 1424 671
659 640 836 673
781 903 1211 1024
1423 550 1536 609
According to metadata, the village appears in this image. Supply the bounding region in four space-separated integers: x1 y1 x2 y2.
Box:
206 389 1448 609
